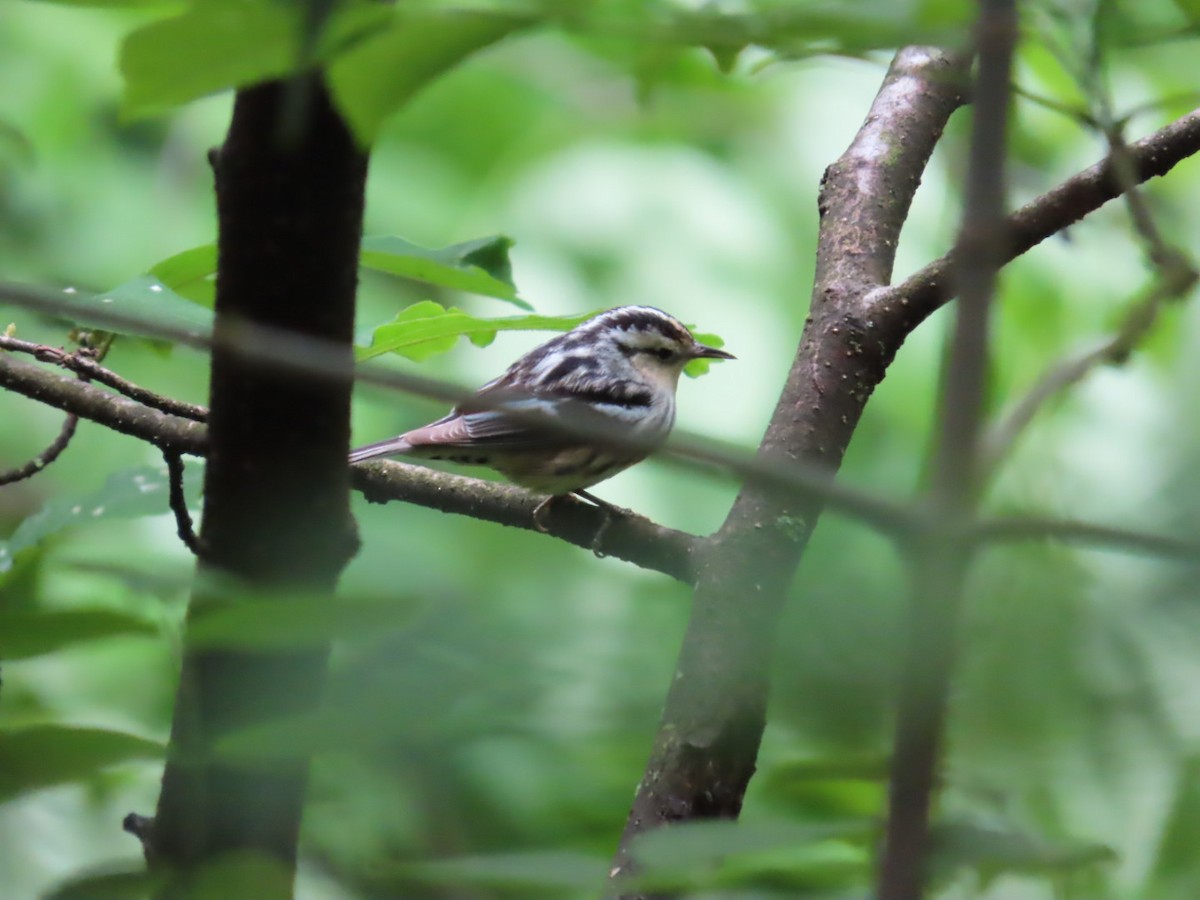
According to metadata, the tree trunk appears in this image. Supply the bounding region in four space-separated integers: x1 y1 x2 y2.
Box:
149 77 368 898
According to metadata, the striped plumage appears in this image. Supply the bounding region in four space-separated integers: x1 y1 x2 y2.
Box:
349 306 733 496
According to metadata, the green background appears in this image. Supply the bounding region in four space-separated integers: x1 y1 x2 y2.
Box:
2 1 1200 897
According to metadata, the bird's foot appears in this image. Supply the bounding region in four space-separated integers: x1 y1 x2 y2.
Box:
572 490 631 557
531 491 631 555
572 489 628 516
532 495 556 533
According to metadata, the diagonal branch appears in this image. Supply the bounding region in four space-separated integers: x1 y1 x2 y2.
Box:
870 105 1200 326
980 262 1197 475
611 46 972 896
0 350 207 454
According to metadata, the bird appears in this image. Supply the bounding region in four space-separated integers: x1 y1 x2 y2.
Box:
349 306 733 521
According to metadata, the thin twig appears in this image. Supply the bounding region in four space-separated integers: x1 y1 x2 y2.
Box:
162 449 201 555
0 334 98 485
979 10 1200 481
0 334 208 422
981 267 1197 474
0 351 207 454
1083 7 1199 307
869 105 1200 325
973 516 1200 562
0 410 79 485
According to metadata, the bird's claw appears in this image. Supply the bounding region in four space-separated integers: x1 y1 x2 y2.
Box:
531 491 630 555
590 512 615 557
572 490 631 557
532 496 555 533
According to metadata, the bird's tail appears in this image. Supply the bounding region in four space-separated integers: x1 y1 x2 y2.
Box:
349 436 413 464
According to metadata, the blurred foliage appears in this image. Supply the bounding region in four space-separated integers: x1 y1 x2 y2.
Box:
3 0 1200 898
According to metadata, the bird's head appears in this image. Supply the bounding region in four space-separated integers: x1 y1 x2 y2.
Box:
589 306 734 389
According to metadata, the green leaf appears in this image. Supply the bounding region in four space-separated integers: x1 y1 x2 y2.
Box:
328 8 528 144
706 41 745 74
360 235 529 309
120 0 297 117
145 234 525 314
356 302 731 372
149 243 218 309
355 301 591 362
0 465 204 574
47 855 291 900
75 277 214 343
0 726 164 803
757 756 886 821
119 0 390 118
1151 755 1200 894
0 609 158 660
396 851 608 893
684 331 731 378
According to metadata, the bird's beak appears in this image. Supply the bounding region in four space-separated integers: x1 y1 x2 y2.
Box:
691 343 736 361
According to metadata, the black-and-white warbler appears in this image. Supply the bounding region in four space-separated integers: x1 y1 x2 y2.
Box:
349 306 733 508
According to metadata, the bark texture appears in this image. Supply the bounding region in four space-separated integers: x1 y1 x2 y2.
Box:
149 78 367 896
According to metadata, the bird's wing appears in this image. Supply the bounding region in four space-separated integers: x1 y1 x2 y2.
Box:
404 377 655 453
404 396 578 452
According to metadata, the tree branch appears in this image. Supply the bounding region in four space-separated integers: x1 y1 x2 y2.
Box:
611 46 972 896
0 334 208 422
870 104 1200 327
981 262 1196 475
162 449 201 556
352 462 700 583
0 350 207 454
972 515 1200 561
0 408 78 485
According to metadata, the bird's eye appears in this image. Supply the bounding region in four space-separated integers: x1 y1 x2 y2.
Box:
653 347 674 361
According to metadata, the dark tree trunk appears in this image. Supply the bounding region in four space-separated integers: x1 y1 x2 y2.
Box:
149 77 368 897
